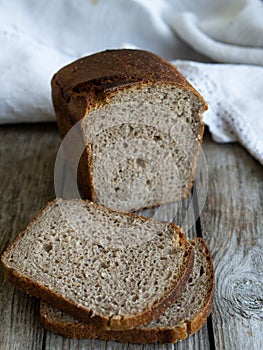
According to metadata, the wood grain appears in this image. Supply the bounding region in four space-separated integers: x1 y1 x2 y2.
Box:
200 132 263 350
0 124 211 350
0 124 60 350
4 124 261 349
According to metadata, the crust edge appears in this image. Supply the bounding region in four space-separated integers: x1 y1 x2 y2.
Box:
1 198 194 331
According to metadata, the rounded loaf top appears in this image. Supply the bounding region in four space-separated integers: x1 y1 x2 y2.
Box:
52 49 207 110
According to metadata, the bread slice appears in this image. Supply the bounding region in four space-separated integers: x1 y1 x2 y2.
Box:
52 49 208 212
40 238 214 344
1 198 194 331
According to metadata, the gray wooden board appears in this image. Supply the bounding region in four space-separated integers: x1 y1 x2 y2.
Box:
200 133 263 350
0 124 60 350
1 124 262 349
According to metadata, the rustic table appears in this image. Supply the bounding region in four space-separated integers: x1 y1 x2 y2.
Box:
0 123 262 350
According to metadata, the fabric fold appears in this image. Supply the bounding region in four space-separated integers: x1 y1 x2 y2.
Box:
167 12 263 65
0 0 262 163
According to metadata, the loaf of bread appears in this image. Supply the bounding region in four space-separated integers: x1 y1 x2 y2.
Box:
52 49 207 212
1 198 194 331
40 238 214 344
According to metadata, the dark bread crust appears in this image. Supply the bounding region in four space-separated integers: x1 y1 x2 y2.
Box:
51 49 207 203
187 238 215 335
40 301 188 343
39 238 214 344
1 198 194 331
52 49 207 118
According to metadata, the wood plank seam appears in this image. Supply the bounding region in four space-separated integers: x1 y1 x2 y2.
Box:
192 182 216 350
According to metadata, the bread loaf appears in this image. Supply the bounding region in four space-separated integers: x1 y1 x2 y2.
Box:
52 49 207 211
40 238 214 344
1 198 194 331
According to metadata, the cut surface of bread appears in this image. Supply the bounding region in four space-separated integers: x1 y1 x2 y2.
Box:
52 49 208 211
1 198 194 331
40 238 214 344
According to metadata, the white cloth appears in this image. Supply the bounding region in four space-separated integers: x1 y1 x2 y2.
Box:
174 61 263 164
0 0 263 163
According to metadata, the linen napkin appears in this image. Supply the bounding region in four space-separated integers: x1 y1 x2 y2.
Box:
174 60 263 164
0 0 262 164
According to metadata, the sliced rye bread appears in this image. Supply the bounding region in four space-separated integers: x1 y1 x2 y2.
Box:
1 198 194 331
40 238 214 344
52 49 208 212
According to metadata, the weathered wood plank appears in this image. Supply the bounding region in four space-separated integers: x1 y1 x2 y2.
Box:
200 133 263 350
0 124 61 350
0 124 212 350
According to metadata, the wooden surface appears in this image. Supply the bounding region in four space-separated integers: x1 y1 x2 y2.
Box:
0 123 262 350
